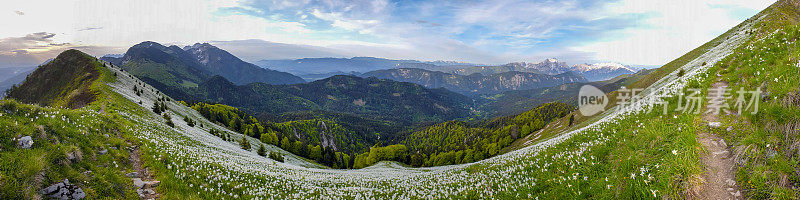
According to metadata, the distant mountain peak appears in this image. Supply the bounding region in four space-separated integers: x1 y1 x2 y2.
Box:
572 63 635 73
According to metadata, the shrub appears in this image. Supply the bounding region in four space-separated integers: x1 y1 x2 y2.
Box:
163 113 174 127
257 144 266 156
239 138 251 150
568 115 575 127
183 116 195 127
269 151 283 162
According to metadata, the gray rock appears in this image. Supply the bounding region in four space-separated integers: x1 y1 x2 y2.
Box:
136 188 155 198
726 179 736 187
98 148 108 155
726 127 733 132
18 136 33 149
132 178 145 188
708 122 723 128
144 180 160 188
126 172 139 178
41 179 86 199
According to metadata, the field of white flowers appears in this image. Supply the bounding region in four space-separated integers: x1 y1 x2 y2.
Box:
86 12 766 199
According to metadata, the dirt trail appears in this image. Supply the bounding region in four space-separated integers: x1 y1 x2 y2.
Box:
697 81 741 200
130 146 160 199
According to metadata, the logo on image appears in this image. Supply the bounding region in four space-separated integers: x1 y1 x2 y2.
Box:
578 85 607 116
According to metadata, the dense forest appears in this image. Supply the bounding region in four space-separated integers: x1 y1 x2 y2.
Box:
188 101 573 168
190 102 363 168
400 102 574 167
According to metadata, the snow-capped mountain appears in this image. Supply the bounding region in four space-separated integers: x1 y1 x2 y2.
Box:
569 62 636 81
517 59 636 81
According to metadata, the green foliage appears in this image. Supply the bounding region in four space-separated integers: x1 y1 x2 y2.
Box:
257 144 266 156
239 138 251 151
163 113 174 128
401 102 573 167
268 151 283 162
183 115 196 127
706 16 800 198
568 115 575 127
0 100 138 199
352 144 408 168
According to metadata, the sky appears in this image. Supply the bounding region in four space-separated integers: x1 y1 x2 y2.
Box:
0 0 777 68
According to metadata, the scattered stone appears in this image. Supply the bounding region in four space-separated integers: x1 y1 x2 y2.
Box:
144 180 160 188
111 146 118 150
731 190 741 197
18 136 33 149
708 122 723 128
726 179 736 187
132 178 160 189
132 178 145 188
41 179 86 199
98 148 108 155
126 172 139 178
719 139 727 147
136 188 155 198
726 127 733 132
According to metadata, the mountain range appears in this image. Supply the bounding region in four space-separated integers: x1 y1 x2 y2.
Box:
361 68 587 95
3 0 800 199
102 42 475 127
450 58 637 82
103 41 305 86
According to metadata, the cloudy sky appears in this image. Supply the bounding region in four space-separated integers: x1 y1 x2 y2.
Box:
0 0 776 68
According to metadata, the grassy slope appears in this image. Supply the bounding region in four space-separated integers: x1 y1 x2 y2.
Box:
0 56 139 199
2 2 798 199
702 1 800 197
7 50 102 109
504 4 770 153
496 0 800 198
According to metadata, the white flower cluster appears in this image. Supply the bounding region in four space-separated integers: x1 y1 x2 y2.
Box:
89 14 764 199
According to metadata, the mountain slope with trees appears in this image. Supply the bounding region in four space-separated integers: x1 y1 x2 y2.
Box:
361 68 587 95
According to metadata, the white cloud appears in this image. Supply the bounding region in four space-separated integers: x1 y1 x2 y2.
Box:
0 0 780 66
573 0 776 65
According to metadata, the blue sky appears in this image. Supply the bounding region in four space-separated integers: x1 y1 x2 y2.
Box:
0 0 777 68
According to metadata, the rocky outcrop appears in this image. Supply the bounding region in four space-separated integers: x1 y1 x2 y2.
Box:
41 179 86 200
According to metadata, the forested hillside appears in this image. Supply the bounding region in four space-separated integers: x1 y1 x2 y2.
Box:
398 102 573 167
361 68 587 95
190 102 366 168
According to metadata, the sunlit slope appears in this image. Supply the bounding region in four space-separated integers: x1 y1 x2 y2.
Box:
505 1 785 152
3 1 799 199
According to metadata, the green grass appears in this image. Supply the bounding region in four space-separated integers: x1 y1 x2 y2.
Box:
701 16 800 198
